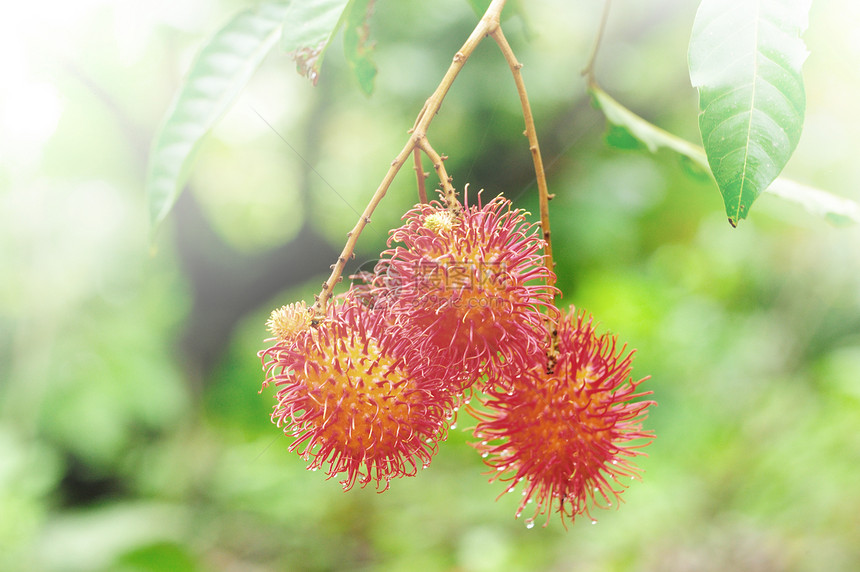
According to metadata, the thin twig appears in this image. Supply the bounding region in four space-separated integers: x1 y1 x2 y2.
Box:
417 137 457 211
311 0 508 315
582 0 612 85
413 147 429 203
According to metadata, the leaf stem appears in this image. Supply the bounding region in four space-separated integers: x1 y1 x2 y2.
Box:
590 83 860 226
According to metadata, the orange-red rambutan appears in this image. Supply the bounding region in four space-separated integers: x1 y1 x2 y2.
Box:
260 302 454 491
473 308 654 527
365 193 557 389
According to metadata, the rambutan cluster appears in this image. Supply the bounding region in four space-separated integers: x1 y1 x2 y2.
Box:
260 191 654 526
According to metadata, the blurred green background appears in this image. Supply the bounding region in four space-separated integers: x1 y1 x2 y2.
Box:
2 0 860 570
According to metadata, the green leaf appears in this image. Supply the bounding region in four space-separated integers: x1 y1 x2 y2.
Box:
689 0 812 226
589 82 860 226
145 2 288 234
589 85 709 171
343 0 377 95
281 0 351 84
767 179 860 226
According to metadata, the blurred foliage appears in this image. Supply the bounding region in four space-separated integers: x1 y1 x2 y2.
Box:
2 0 860 571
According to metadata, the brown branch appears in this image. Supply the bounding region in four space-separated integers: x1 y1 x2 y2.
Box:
490 26 556 288
413 147 429 203
311 0 508 315
416 137 458 212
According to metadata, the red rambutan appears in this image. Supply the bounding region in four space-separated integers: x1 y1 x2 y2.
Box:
366 192 557 389
260 301 454 491
472 308 655 527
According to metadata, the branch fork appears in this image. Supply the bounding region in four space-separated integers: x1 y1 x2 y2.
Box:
311 0 554 317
